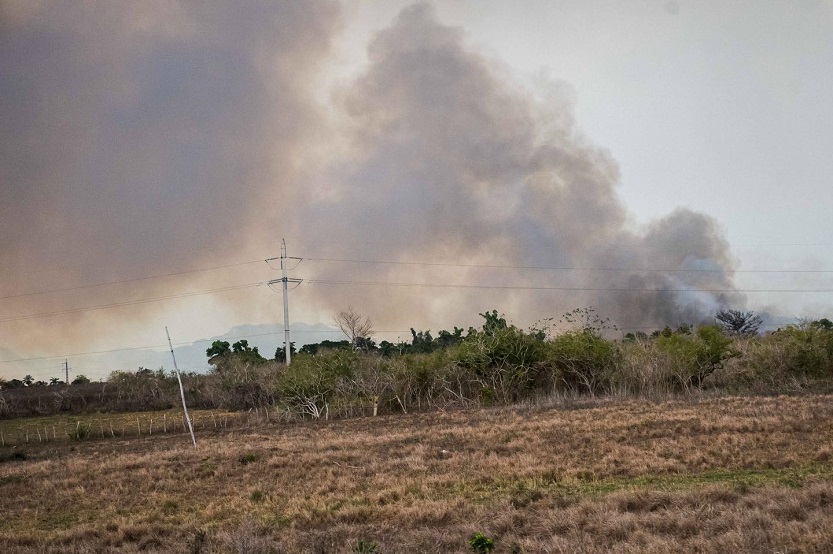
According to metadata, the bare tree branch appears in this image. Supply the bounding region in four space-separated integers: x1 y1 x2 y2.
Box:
334 307 374 349
715 309 762 336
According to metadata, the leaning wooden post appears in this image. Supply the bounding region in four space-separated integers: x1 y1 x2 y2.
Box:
166 326 197 449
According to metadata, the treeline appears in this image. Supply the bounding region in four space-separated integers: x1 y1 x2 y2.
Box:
0 374 90 389
3 309 833 420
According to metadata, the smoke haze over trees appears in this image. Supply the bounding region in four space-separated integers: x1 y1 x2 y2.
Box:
6 1 819 378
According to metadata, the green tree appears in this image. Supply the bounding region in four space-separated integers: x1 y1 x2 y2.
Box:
71 374 91 385
547 329 620 396
656 325 734 388
764 323 833 377
206 340 231 359
230 340 266 364
437 327 465 348
299 340 351 356
355 336 377 351
410 328 435 353
810 318 833 331
275 342 297 360
457 322 547 403
479 310 507 336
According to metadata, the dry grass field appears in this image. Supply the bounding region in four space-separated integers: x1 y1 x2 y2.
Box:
1 394 833 553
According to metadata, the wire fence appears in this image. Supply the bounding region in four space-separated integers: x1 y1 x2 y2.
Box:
0 408 280 448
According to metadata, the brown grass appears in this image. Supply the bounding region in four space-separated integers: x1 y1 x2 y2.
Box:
1 394 833 552
0 409 260 446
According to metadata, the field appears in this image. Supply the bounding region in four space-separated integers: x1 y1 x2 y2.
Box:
1 394 833 553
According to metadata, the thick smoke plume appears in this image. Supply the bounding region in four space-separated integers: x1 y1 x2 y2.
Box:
1 1 738 365
297 3 738 332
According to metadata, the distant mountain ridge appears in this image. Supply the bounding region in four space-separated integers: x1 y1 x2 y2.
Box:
0 322 344 382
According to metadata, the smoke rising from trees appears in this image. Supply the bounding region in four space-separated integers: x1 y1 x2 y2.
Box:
1 2 740 360
297 4 738 330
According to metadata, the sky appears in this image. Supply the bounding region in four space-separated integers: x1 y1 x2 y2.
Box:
2 1 833 381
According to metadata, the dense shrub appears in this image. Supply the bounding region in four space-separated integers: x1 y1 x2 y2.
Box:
615 339 676 396
654 325 734 390
455 325 547 403
767 324 833 377
107 368 179 411
725 323 833 388
202 360 279 410
544 330 620 396
276 350 358 419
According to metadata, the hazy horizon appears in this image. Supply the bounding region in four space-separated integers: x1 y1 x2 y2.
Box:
3 1 833 381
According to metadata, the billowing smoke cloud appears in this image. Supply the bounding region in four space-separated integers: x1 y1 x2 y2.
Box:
297 3 738 332
1 1 739 367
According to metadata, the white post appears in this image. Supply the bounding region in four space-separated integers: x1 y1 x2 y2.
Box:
166 327 197 449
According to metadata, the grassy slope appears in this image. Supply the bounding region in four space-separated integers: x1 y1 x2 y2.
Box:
1 394 833 553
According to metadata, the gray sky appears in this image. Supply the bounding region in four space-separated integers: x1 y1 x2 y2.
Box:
343 1 833 242
2 1 833 380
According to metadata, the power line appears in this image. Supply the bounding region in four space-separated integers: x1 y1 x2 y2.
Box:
306 279 833 293
0 258 267 300
4 251 833 305
3 272 831 327
0 343 169 364
305 256 833 274
0 282 266 324
295 239 833 249
729 242 833 247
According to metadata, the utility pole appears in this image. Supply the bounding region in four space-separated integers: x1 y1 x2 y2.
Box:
267 239 302 365
165 326 196 449
64 359 69 385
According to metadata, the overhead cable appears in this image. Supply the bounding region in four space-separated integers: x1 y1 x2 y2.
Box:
0 282 266 324
305 256 833 274
306 279 833 293
1 259 267 300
